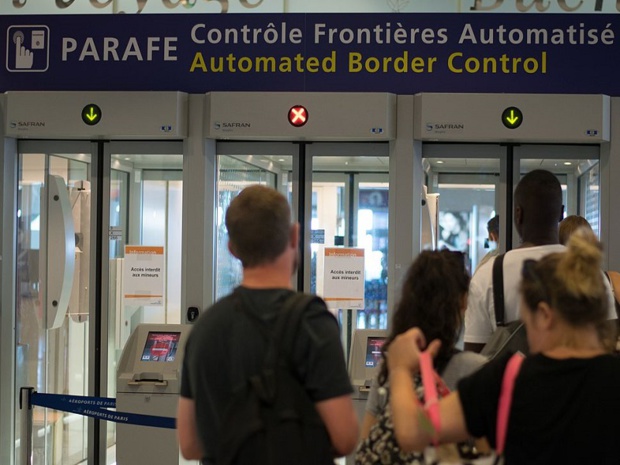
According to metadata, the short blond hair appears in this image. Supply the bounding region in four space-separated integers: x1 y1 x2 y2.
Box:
559 215 592 245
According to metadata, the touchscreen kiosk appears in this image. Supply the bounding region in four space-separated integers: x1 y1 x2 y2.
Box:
346 329 387 465
348 329 388 388
116 324 192 465
140 331 181 362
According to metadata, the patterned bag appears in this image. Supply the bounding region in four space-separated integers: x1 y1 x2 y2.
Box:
354 355 482 465
355 375 462 465
354 378 429 465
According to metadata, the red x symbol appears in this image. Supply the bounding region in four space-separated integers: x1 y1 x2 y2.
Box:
288 105 308 127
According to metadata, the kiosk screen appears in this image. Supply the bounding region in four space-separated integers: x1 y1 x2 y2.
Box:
365 336 386 368
140 332 181 362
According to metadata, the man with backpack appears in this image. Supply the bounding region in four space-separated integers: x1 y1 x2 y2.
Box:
177 185 359 465
464 170 569 353
464 169 617 355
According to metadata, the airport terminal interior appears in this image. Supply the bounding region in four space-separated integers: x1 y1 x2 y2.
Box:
2 2 620 465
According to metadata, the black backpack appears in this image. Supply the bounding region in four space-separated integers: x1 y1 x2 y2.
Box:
216 291 334 465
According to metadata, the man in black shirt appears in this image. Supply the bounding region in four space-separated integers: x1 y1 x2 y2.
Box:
176 185 358 463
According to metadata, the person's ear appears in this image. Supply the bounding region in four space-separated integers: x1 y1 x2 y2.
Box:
290 223 300 249
514 205 523 226
228 241 239 259
559 206 565 223
536 301 555 330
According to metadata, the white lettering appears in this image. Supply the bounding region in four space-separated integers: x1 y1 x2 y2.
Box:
62 36 178 62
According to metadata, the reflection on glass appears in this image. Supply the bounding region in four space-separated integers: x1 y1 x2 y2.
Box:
424 159 498 273
357 185 388 330
582 163 600 236
216 155 279 300
310 158 389 333
520 157 600 239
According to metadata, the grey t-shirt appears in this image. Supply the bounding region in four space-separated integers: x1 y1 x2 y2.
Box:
365 351 487 415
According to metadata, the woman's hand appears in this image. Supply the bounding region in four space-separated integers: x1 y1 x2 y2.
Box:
387 328 441 374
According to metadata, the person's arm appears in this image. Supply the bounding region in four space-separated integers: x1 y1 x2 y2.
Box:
388 328 470 452
315 394 359 456
176 396 204 460
359 412 377 440
464 277 495 352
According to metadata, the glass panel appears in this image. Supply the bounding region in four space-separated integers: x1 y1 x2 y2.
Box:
581 163 600 236
520 154 600 238
215 154 286 300
424 157 499 274
311 156 390 350
357 182 389 330
106 153 183 463
16 149 91 465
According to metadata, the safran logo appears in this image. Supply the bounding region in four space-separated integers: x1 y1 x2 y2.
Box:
426 122 464 133
12 120 45 128
214 121 251 130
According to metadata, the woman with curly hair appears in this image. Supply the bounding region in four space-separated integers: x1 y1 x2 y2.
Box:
355 249 487 464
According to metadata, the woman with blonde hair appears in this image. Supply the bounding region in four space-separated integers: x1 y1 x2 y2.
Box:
559 215 620 350
388 228 620 464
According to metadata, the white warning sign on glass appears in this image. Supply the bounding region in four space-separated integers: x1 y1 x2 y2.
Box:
123 245 165 306
323 247 365 310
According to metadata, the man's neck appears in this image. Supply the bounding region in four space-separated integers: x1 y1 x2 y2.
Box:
519 232 559 248
241 261 293 290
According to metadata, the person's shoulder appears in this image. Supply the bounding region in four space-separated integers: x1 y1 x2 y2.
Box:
191 291 239 329
300 293 337 323
596 354 620 373
505 244 566 261
470 256 495 287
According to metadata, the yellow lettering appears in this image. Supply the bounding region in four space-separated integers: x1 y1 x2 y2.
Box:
448 52 463 73
189 52 207 72
349 52 362 72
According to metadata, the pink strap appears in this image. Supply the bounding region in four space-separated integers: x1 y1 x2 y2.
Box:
419 351 441 443
496 353 525 455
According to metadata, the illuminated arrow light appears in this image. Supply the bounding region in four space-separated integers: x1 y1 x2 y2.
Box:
81 104 102 126
288 105 308 127
501 106 523 129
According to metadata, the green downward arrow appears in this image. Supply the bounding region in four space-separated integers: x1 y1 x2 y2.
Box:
506 110 519 125
86 107 98 121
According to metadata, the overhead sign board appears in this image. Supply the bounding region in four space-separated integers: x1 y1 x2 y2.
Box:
1 14 620 95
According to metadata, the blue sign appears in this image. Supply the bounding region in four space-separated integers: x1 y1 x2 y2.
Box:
1 13 619 94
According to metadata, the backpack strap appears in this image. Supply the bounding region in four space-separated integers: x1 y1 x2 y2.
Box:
495 353 525 458
235 289 318 372
266 292 318 371
492 253 506 327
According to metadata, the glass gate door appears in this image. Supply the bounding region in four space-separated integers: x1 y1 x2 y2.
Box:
422 143 602 265
16 141 94 465
515 144 601 242
14 140 184 465
213 142 390 360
